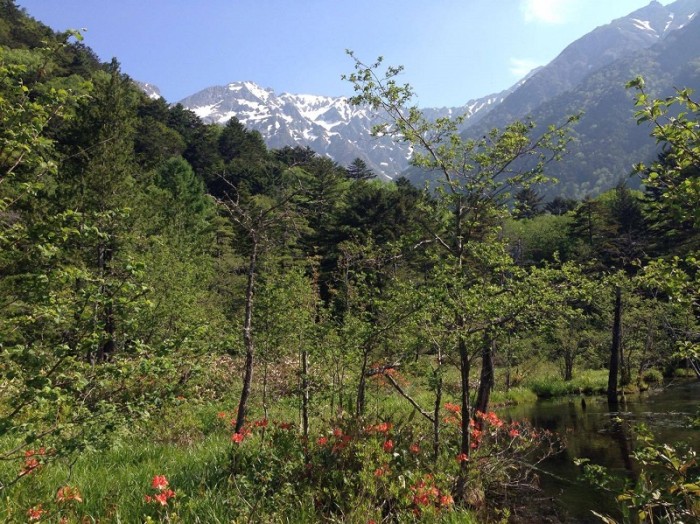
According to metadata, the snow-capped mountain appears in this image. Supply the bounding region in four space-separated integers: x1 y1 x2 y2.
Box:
178 81 514 178
171 0 700 188
456 0 700 197
135 81 162 100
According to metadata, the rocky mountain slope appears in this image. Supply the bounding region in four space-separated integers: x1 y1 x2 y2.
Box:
173 0 700 194
453 0 700 197
177 81 515 178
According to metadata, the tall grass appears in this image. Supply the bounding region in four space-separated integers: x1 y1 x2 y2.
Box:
525 369 608 398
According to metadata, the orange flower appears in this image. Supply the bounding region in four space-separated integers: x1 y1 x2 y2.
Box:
375 421 392 433
20 457 40 476
151 475 169 490
56 485 83 503
154 489 175 506
444 402 461 414
317 436 328 446
439 494 454 506
27 505 45 521
333 427 343 437
216 411 228 419
509 428 520 438
382 439 394 453
456 453 469 463
231 432 245 444
481 411 504 428
253 418 269 428
409 443 420 454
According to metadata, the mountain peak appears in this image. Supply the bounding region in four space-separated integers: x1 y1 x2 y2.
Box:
225 81 274 101
178 80 512 178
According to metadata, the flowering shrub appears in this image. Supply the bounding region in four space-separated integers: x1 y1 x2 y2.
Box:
143 474 177 522
22 484 84 523
17 448 54 478
6 405 557 523
409 474 454 517
222 409 558 521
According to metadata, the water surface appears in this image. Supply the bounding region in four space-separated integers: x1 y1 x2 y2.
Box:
500 380 699 523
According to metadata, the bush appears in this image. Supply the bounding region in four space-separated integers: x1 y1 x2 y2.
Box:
640 368 664 385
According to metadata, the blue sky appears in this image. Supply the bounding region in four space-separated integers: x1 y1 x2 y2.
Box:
17 0 668 107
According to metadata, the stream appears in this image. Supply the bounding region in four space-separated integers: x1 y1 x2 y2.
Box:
499 380 699 523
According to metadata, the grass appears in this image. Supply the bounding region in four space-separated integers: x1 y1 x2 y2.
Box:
0 357 643 522
2 393 485 523
0 423 233 523
490 387 538 406
524 369 609 398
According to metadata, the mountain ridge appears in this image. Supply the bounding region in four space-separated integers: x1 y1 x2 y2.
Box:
166 0 700 194
177 80 518 178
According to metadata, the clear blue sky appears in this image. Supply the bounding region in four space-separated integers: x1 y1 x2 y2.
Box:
16 0 667 107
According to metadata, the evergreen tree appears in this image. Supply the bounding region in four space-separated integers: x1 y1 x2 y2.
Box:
513 187 544 219
545 196 578 215
345 157 375 180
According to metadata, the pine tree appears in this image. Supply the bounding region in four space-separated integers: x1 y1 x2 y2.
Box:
345 157 375 180
513 187 544 219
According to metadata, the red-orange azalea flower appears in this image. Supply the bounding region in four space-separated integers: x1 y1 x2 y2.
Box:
27 505 45 521
444 402 461 414
151 475 169 490
440 494 454 506
154 489 175 506
375 421 392 433
56 485 83 503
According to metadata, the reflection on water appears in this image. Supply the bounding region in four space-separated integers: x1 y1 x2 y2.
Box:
499 380 699 523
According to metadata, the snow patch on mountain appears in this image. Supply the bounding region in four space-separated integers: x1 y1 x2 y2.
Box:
178 81 512 178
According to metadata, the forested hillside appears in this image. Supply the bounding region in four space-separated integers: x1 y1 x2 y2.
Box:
458 13 700 198
1 2 698 522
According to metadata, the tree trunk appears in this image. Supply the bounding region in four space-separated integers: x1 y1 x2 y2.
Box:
262 361 269 421
474 334 495 415
607 286 622 408
455 332 471 503
356 346 369 417
458 337 471 457
301 348 309 440
433 346 443 461
96 241 115 363
235 238 258 434
564 350 574 381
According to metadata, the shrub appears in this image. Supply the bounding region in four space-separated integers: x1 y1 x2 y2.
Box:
640 368 664 385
